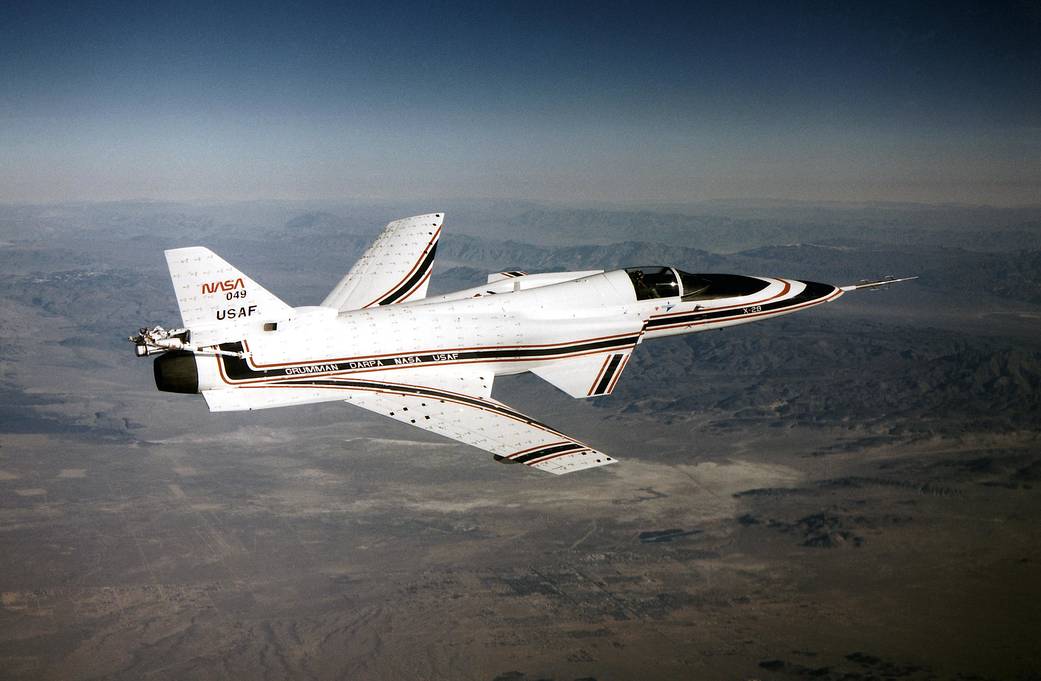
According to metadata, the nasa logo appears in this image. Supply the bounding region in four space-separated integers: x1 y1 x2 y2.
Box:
202 278 245 294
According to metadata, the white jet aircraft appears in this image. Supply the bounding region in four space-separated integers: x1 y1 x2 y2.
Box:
131 213 914 475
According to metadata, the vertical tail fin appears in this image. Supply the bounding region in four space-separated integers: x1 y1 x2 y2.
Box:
164 247 292 329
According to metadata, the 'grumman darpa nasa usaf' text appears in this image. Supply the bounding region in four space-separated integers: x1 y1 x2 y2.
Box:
131 214 914 474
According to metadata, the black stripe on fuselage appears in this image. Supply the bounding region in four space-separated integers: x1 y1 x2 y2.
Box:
645 280 837 330
377 243 438 305
217 334 642 382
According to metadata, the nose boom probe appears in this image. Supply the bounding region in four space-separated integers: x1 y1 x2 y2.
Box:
839 276 918 292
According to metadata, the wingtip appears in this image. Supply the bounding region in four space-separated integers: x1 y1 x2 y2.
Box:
530 449 619 475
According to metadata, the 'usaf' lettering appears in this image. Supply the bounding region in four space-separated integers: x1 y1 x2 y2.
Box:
202 278 245 294
430 352 459 362
216 304 257 320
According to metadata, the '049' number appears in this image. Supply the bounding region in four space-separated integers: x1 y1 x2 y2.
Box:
226 290 248 301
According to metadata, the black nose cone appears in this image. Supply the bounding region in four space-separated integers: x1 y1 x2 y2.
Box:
154 351 199 394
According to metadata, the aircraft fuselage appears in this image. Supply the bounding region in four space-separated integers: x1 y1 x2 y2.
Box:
163 268 841 396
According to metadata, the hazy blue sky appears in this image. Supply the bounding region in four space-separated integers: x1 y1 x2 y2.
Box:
1 1 1038 204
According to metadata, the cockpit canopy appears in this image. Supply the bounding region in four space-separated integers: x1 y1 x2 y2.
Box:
625 267 770 302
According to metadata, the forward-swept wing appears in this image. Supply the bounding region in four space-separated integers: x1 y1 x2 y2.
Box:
321 213 443 310
203 365 617 474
